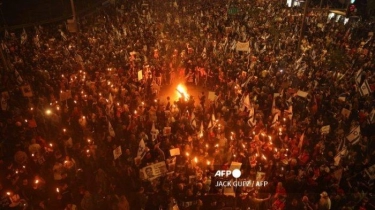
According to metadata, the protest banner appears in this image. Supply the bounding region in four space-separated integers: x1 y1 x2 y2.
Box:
236 41 249 52
169 148 180 156
321 125 330 134
296 90 308 98
140 161 168 180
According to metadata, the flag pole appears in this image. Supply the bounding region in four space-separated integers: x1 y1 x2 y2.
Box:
297 0 310 54
0 46 8 72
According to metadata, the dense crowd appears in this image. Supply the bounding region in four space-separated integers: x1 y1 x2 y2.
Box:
0 0 375 209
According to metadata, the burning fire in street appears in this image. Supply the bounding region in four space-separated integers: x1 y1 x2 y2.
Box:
176 84 189 101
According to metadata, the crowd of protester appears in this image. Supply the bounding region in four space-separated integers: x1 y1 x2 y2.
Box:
0 0 375 209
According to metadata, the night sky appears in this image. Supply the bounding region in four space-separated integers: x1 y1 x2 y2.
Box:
1 0 105 27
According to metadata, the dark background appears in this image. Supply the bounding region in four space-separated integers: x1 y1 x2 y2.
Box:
0 0 107 28
0 0 372 29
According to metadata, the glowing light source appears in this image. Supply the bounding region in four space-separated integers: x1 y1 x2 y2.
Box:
45 109 52 115
176 84 189 101
262 155 267 160
199 132 204 138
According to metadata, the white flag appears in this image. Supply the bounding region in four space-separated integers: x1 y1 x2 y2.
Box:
247 117 256 127
271 94 280 115
113 146 122 160
321 125 330 134
14 69 23 85
60 30 67 41
212 113 216 122
207 120 212 129
298 132 304 150
108 93 114 105
285 105 293 120
247 106 256 127
137 139 146 158
201 47 207 58
271 113 279 127
190 112 197 129
367 109 375 124
365 164 375 180
334 154 341 166
108 121 115 137
346 126 360 144
336 138 345 153
355 69 363 85
21 28 27 45
150 121 159 141
359 80 371 96
248 106 254 118
272 106 281 116
243 95 251 109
